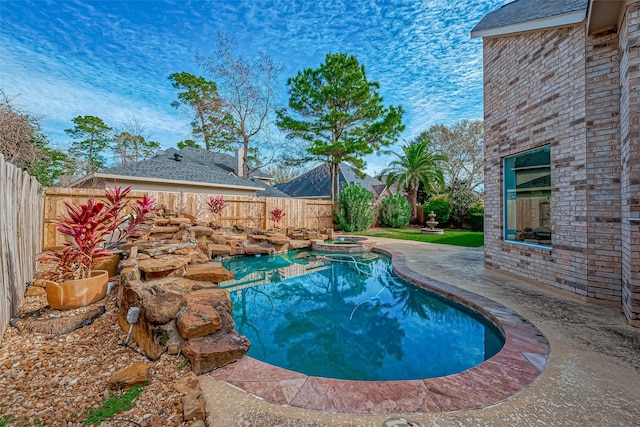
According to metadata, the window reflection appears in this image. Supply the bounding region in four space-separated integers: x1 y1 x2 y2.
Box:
504 146 551 246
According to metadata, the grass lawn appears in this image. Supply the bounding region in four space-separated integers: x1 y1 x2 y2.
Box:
349 227 484 247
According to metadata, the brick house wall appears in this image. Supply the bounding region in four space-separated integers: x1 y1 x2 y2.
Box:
484 25 591 297
620 3 640 325
482 2 640 326
585 29 622 304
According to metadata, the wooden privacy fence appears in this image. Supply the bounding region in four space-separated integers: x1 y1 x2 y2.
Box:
43 188 335 249
0 154 43 342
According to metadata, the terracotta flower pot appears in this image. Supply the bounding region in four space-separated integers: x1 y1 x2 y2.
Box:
45 270 109 310
92 251 123 278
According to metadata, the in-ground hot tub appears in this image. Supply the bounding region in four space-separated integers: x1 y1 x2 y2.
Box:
311 235 372 253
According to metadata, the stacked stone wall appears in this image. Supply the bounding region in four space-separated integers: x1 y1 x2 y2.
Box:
620 2 640 325
483 25 590 295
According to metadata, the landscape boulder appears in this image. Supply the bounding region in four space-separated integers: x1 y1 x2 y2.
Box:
108 362 150 387
174 372 206 421
185 263 233 282
176 303 222 340
141 287 187 324
182 331 250 375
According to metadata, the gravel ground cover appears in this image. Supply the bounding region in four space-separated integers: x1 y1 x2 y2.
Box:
0 284 197 427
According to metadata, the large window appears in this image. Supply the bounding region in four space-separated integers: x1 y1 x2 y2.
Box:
504 146 551 247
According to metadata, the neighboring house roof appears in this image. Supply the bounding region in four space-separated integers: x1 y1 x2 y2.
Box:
247 179 292 198
275 163 387 198
377 174 405 196
70 147 290 197
177 146 273 181
471 0 588 38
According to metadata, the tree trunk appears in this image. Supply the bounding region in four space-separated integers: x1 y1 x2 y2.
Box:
198 108 210 151
408 186 418 223
334 163 340 201
242 138 249 179
330 163 336 202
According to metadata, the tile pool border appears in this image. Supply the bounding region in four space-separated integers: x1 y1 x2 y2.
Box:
207 245 550 414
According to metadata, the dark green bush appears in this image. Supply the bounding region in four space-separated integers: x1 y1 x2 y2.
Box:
448 187 479 228
467 201 484 232
334 184 376 232
378 195 411 228
423 194 451 225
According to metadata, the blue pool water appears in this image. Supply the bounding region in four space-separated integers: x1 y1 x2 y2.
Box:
222 251 504 381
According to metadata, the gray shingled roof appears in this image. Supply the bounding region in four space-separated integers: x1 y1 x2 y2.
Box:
99 147 287 197
275 163 386 198
472 0 588 33
249 179 292 198
177 146 272 180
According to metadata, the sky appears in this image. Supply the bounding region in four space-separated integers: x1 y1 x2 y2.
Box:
0 0 505 175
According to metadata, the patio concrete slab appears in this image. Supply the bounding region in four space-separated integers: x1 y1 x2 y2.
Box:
199 238 640 426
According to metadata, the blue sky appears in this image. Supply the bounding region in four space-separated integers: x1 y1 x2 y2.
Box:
0 0 504 175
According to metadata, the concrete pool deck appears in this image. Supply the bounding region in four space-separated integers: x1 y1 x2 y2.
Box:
199 238 640 426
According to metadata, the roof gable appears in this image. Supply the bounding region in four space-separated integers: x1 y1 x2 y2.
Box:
471 0 588 38
275 163 386 198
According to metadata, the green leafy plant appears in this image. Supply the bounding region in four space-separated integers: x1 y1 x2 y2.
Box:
0 413 43 427
378 195 411 228
448 186 479 228
177 358 190 370
467 200 484 232
379 139 446 222
423 194 451 226
159 330 169 346
37 185 155 282
334 184 376 232
276 52 404 201
82 383 147 425
269 207 286 229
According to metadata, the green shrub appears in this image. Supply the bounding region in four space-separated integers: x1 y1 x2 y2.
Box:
334 184 376 232
467 201 484 232
449 187 479 228
378 195 411 228
423 194 451 225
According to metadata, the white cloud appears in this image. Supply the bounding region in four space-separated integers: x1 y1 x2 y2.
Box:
1 0 503 162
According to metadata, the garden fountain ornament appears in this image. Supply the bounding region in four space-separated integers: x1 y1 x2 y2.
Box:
421 211 444 235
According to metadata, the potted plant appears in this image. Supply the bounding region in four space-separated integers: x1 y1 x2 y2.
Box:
37 185 155 310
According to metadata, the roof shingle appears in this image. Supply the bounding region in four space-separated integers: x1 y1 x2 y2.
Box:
97 147 288 197
472 0 588 34
275 163 385 198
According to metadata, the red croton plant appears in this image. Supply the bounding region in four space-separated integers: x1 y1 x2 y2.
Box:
38 185 155 282
269 207 286 229
207 195 227 224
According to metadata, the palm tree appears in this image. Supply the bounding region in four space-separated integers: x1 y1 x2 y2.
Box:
380 139 446 223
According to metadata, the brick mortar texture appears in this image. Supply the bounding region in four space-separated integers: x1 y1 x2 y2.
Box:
484 25 591 296
620 2 640 322
585 29 622 299
482 17 640 313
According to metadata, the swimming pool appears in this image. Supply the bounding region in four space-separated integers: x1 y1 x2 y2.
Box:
221 251 504 381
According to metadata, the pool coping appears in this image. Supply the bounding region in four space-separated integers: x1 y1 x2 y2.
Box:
207 245 550 415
